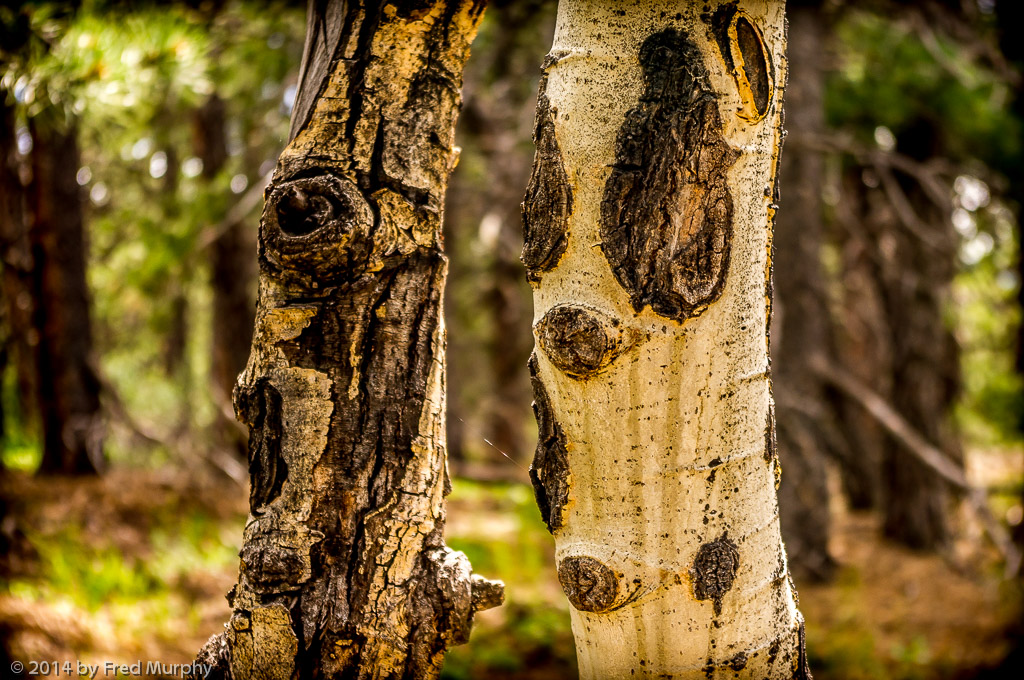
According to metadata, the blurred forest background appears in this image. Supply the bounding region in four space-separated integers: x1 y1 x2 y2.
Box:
1 0 1024 678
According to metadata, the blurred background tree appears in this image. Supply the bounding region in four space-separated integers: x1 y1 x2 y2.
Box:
0 0 1023 677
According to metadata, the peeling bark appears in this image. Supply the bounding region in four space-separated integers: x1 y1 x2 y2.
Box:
523 2 808 678
195 3 501 678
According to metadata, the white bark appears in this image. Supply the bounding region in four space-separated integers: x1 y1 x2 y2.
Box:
524 2 808 678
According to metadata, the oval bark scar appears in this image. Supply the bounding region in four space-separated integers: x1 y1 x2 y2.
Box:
535 305 638 379
600 27 740 322
558 556 619 613
711 4 775 122
522 63 573 281
692 533 739 616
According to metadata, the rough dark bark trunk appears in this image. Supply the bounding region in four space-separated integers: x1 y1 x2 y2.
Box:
195 93 255 458
0 96 34 439
28 112 103 475
194 3 500 678
770 1 835 582
994 0 1024 555
830 176 888 510
879 119 960 550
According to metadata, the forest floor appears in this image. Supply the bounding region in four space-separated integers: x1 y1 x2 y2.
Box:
0 453 1021 680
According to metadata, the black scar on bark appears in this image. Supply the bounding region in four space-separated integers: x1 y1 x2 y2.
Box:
765 400 777 462
692 532 740 616
535 305 618 379
557 556 619 613
710 2 774 121
236 379 288 513
600 27 740 322
796 617 812 679
728 651 748 671
528 353 570 533
522 77 573 281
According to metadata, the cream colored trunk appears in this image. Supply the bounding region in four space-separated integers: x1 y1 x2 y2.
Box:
524 1 807 678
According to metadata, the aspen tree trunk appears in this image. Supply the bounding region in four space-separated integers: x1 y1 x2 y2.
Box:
194 2 501 678
29 113 104 475
522 2 808 677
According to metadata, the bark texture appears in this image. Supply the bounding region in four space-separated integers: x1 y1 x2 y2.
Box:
194 3 500 678
769 2 834 582
523 2 807 678
28 113 103 475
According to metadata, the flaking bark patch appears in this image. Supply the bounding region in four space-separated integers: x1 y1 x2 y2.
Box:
692 533 739 616
600 27 740 322
558 556 619 613
528 354 570 532
522 76 573 281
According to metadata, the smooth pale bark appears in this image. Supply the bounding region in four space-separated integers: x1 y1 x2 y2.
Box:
523 1 808 678
194 3 500 678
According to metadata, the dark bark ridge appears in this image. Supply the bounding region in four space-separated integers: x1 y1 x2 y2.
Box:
528 353 570 533
600 27 740 323
196 3 498 679
521 60 573 281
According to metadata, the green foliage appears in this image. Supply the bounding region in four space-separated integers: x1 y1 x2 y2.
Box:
443 478 576 679
9 509 236 612
1 1 305 461
827 9 1020 166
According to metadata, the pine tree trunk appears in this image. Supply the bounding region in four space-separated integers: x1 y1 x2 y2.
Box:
522 1 808 677
770 1 834 582
28 113 103 475
195 93 255 458
0 95 34 440
194 3 501 678
878 119 959 551
831 170 888 510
